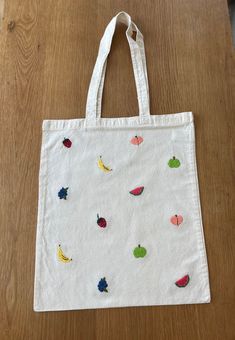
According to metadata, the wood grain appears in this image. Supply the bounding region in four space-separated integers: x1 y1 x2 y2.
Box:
0 1 4 28
0 0 234 339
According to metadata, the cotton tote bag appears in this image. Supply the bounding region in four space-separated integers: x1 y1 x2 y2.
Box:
34 11 211 312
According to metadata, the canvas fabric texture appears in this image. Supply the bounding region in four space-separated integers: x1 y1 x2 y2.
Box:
34 11 211 312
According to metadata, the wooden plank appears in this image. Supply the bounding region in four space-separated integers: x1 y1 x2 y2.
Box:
0 0 4 30
0 0 234 339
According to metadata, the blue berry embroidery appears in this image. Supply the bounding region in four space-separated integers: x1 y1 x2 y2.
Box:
58 187 69 200
98 277 108 292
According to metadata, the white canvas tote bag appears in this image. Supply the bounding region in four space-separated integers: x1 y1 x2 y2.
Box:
34 11 211 311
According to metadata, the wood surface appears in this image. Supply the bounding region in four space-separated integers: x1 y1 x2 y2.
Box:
0 0 234 339
0 0 4 29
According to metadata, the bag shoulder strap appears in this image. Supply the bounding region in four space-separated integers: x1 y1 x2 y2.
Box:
85 11 150 120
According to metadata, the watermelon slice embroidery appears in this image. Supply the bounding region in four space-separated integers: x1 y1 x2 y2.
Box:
175 274 190 288
129 186 144 196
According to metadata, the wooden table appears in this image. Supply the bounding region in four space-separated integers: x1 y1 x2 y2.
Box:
0 1 234 339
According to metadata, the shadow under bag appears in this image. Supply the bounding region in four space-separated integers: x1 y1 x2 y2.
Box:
34 11 211 311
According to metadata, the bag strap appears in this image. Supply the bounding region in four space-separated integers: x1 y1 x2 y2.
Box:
85 11 150 121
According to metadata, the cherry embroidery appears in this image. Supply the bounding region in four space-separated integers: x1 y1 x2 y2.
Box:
63 138 72 148
175 274 190 288
170 214 183 227
97 214 107 228
58 187 69 200
130 135 143 146
98 277 108 292
129 186 144 196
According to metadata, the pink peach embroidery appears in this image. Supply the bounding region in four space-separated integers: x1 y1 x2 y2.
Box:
170 214 183 226
130 136 143 145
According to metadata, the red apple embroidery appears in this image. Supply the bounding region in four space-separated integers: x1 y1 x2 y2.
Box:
129 186 144 196
97 214 107 228
175 274 190 288
63 138 72 148
130 135 143 145
170 214 183 227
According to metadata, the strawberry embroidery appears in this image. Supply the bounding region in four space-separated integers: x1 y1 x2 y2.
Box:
97 214 107 228
63 138 72 148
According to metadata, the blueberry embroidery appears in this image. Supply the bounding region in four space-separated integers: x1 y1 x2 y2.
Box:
98 277 108 292
58 187 69 200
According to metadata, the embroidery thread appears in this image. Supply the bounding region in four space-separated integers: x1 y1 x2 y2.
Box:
98 277 108 292
97 214 107 228
168 156 181 168
130 135 143 146
129 186 144 196
57 244 72 263
63 138 72 148
170 214 183 227
58 187 69 200
97 156 112 173
133 244 147 258
175 274 190 287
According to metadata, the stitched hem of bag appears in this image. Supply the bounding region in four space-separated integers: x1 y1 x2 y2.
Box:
188 125 211 300
33 295 211 312
42 112 193 131
33 130 49 310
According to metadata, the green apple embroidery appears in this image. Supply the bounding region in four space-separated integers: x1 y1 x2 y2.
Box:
133 244 147 258
168 156 181 168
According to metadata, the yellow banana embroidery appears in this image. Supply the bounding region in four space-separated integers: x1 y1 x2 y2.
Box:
57 244 72 263
97 156 112 173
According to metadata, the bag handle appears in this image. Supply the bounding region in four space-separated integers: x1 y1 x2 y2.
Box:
85 11 150 121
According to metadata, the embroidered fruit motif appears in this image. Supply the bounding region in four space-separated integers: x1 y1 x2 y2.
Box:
133 244 147 258
97 156 112 173
98 277 108 292
168 156 181 168
58 187 69 200
130 135 143 145
170 214 183 227
57 244 72 263
129 186 144 196
175 274 190 287
97 214 107 228
63 138 72 148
